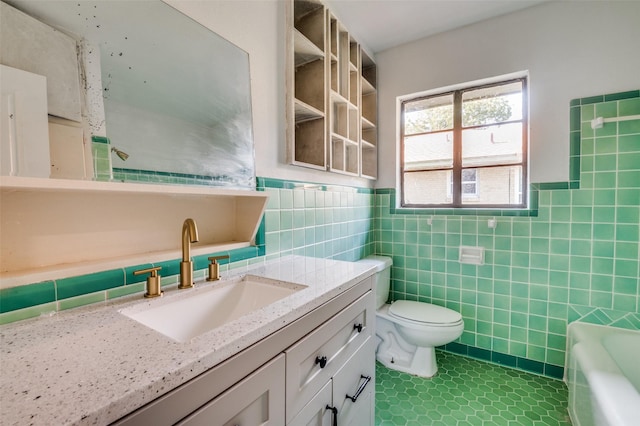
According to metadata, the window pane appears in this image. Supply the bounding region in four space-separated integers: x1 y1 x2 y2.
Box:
461 165 523 205
404 94 453 134
403 131 453 171
462 183 476 194
461 169 477 182
404 170 450 205
461 81 522 127
460 169 478 198
462 122 523 167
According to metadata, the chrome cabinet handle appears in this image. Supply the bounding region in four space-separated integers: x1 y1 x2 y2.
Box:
315 355 328 368
326 405 338 426
346 375 372 403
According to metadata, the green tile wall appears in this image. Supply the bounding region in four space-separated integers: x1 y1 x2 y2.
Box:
375 90 640 373
259 179 375 262
112 168 251 187
91 136 112 181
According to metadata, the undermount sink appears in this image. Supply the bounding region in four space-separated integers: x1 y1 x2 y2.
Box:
120 275 306 342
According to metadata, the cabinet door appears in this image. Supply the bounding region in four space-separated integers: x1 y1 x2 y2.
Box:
0 65 50 178
285 291 372 423
333 337 375 426
177 354 285 426
288 380 333 426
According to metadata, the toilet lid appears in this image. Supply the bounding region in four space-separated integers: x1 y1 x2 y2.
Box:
389 300 462 325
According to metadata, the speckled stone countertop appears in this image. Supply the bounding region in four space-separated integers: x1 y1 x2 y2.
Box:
0 256 376 425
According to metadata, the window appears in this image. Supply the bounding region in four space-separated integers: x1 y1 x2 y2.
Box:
448 169 479 200
400 77 528 208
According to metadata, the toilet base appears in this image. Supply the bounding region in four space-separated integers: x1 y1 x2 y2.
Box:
376 345 438 378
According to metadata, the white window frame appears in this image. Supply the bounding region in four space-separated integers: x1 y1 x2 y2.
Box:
448 169 479 199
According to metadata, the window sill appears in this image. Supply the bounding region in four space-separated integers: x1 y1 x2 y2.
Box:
377 187 540 217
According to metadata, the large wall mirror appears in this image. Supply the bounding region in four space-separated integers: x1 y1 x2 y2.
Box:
1 0 256 188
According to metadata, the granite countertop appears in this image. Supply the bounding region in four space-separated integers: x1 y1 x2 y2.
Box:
0 256 376 425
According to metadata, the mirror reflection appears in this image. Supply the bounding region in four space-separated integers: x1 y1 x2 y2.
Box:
1 0 255 188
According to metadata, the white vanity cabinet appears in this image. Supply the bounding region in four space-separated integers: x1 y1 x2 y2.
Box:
177 354 285 426
285 291 374 424
114 276 375 426
288 338 375 426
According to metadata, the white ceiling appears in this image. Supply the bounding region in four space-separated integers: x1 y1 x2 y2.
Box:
325 0 548 53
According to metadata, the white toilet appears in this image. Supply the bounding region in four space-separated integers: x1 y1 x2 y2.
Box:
359 255 464 377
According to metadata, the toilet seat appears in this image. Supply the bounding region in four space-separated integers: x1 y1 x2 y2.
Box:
389 300 462 327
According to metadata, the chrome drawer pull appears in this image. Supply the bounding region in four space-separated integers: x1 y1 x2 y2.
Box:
346 375 371 403
326 404 338 426
315 355 328 369
354 323 363 333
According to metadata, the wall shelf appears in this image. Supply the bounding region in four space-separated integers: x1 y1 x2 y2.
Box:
0 176 269 287
293 29 324 66
294 99 324 123
286 0 377 178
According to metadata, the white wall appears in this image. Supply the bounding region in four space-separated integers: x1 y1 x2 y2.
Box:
167 0 375 188
375 1 640 189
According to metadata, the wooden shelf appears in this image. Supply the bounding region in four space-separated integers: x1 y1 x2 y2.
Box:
286 0 377 178
361 77 375 95
361 116 375 129
294 99 324 123
0 176 269 287
361 139 375 149
294 29 324 66
0 175 264 197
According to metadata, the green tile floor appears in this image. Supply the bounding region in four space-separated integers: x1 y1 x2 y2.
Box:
375 351 571 426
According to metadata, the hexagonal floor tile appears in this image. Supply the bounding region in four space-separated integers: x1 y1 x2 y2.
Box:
375 351 571 425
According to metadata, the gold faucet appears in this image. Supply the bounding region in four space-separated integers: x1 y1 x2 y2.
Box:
179 218 199 289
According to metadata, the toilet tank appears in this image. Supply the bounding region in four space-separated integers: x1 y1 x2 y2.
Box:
358 255 392 309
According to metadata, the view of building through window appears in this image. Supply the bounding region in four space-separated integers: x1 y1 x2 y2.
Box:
401 77 528 208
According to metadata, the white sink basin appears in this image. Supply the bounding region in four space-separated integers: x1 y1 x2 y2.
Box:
120 275 306 342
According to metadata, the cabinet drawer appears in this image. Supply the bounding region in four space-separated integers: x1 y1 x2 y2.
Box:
177 354 285 426
333 337 375 426
285 291 373 423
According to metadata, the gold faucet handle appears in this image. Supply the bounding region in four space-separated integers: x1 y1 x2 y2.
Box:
134 266 163 298
206 255 230 281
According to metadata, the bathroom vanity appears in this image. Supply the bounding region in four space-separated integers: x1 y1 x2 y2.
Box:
0 256 376 425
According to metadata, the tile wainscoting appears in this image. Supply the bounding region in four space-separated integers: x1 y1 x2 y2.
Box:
2 90 638 382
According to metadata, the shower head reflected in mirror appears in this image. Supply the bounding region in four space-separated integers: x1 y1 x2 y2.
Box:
111 147 129 161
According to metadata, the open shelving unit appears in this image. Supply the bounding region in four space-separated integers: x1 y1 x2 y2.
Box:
0 176 269 287
286 0 377 179
360 50 378 179
286 0 327 170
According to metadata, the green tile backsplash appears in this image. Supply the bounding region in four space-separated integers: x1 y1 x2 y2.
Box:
112 168 248 187
1 90 638 382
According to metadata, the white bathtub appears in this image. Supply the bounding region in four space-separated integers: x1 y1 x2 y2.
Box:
565 322 640 426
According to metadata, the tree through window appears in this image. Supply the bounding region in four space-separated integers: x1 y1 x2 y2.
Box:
400 77 528 208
